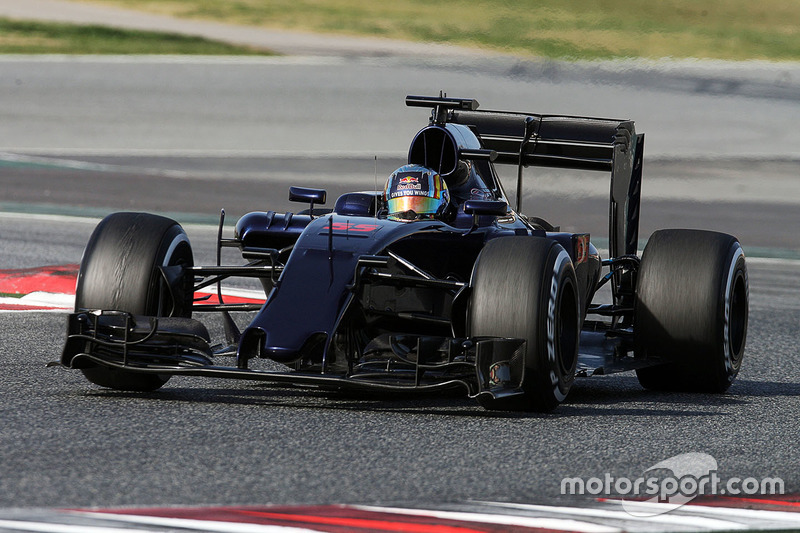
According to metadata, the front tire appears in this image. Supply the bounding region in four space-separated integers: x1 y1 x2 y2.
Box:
468 237 580 412
75 212 194 391
634 229 748 392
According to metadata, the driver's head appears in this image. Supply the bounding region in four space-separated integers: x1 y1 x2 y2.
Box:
384 164 451 222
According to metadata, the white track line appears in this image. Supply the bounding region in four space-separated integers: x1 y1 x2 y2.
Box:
606 499 800 525
475 501 746 530
0 519 161 533
68 512 319 533
352 505 621 533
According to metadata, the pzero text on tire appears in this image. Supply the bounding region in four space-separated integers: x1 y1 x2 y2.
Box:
634 229 748 392
75 212 194 391
468 236 580 412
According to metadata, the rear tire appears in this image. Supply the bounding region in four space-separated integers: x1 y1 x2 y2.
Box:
468 237 580 412
634 229 748 392
75 212 194 391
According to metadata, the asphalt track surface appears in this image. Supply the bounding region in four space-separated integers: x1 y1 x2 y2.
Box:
1 55 800 528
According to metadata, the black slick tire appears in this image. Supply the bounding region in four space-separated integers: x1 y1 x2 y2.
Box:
468 237 580 412
634 229 748 392
75 212 194 391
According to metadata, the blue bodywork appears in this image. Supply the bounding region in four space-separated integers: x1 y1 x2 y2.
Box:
238 214 522 365
227 115 609 370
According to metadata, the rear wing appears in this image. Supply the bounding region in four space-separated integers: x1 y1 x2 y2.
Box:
451 109 630 171
406 95 644 260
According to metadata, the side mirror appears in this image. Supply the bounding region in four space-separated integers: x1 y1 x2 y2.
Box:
463 200 508 217
463 200 509 234
289 187 326 204
289 187 327 217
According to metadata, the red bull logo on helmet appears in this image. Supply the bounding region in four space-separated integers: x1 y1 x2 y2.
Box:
396 174 422 191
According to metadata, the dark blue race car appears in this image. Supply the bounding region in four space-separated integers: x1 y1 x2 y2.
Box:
61 95 749 412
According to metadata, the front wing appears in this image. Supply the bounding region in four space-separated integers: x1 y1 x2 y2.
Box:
59 310 658 401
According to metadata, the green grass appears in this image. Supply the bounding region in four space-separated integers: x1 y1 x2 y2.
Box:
0 18 272 54
0 292 22 298
76 0 800 61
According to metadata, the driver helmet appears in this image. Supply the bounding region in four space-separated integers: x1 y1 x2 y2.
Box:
384 164 451 222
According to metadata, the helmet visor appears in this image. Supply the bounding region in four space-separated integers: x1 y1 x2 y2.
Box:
387 195 443 219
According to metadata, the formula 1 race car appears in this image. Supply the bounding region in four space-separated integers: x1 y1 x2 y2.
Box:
60 95 749 412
